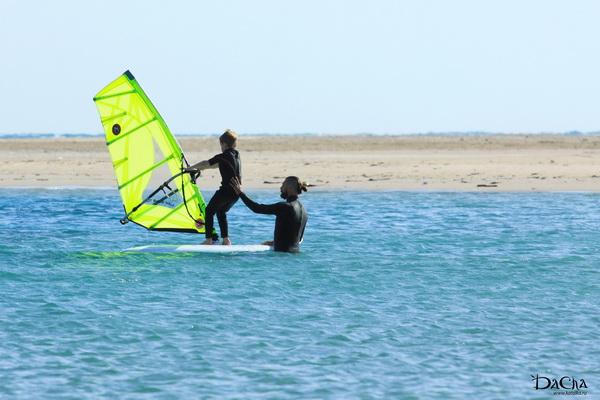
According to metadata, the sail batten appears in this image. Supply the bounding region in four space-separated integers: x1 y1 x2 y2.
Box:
106 117 158 146
101 111 128 124
149 201 188 230
117 154 175 190
93 90 137 101
93 70 208 234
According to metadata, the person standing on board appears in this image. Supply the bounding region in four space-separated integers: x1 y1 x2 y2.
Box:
230 176 308 253
185 130 241 245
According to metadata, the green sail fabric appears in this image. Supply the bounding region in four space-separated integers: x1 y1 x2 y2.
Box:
93 70 207 233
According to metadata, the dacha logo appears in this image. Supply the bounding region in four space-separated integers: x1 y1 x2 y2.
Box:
531 374 588 392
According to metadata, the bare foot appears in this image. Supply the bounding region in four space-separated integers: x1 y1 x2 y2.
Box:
200 238 213 245
222 237 232 246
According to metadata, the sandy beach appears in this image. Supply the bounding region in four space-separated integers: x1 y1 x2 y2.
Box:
1 134 600 191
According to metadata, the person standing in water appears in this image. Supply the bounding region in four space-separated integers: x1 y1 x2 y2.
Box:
186 130 241 245
230 176 308 253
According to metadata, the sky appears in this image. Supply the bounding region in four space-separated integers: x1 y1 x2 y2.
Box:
1 0 600 135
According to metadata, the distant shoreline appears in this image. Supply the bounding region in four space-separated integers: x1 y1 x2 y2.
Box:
2 134 600 191
1 131 600 139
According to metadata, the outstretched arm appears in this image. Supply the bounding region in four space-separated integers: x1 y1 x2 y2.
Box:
185 160 218 173
230 177 284 215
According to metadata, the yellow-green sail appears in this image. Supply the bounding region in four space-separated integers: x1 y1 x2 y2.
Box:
93 70 207 233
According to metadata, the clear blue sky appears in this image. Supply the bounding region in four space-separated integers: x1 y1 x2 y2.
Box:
2 0 599 135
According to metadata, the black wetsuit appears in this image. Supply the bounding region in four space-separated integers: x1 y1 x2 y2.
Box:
239 193 308 253
205 148 241 240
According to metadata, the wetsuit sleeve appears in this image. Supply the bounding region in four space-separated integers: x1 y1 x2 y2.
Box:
239 193 286 215
208 154 221 166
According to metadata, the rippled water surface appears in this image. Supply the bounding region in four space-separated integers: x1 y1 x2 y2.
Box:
1 189 599 399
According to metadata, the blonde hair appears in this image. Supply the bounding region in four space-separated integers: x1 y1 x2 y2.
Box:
220 129 238 148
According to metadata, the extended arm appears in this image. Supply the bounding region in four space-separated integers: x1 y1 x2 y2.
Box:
239 193 285 215
185 160 218 173
230 177 284 215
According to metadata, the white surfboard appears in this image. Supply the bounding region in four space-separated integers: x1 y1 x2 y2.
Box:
123 244 273 253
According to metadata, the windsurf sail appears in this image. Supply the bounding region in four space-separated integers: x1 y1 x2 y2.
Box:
93 70 208 234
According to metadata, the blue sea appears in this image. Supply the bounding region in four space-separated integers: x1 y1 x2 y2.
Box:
1 188 599 399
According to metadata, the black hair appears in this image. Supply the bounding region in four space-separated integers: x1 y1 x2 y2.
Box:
286 176 308 194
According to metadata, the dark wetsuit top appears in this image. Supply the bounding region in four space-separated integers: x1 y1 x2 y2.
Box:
239 193 308 253
209 148 241 194
204 148 241 240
